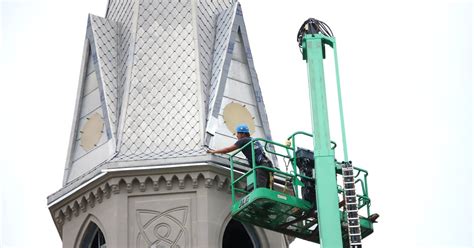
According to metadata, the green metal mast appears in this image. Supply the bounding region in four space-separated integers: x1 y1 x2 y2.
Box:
300 21 343 248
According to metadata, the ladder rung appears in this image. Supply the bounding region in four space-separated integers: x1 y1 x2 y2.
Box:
348 212 358 218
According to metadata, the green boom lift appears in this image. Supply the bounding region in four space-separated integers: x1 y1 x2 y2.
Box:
229 19 379 248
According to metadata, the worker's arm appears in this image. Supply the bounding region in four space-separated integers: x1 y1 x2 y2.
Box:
207 145 239 154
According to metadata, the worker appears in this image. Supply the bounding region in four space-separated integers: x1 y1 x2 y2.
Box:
207 123 274 189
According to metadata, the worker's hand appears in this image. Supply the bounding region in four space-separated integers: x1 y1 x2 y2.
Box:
207 149 216 154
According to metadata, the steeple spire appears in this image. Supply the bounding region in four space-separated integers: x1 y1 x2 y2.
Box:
51 0 273 204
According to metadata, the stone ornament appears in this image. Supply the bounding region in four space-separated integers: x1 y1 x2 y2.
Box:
136 207 189 248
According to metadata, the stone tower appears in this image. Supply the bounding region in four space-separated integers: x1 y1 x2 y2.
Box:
47 0 288 247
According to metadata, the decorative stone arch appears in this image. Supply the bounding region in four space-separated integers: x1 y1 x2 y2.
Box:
219 214 264 248
75 214 108 248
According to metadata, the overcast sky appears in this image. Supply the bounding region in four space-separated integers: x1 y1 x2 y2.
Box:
0 0 472 247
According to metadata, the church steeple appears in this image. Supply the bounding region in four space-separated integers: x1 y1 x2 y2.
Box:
54 0 273 195
48 2 286 247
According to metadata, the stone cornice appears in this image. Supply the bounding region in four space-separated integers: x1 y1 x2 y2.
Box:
47 154 243 204
49 163 243 235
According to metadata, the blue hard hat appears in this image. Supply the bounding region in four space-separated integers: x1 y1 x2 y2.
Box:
235 124 250 133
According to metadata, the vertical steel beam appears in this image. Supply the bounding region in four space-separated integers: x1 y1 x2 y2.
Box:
302 34 343 248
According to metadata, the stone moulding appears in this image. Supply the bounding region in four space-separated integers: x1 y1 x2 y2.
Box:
51 170 231 228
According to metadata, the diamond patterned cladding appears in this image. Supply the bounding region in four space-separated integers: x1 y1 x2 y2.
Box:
196 0 233 113
117 0 203 160
90 15 119 136
207 4 236 116
106 0 136 125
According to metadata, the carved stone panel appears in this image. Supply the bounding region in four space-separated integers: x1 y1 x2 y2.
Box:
128 193 195 248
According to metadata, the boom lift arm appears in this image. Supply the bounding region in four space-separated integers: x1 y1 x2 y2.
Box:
228 18 378 248
298 18 344 248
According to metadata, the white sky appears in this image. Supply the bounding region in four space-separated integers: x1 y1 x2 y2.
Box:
0 0 472 247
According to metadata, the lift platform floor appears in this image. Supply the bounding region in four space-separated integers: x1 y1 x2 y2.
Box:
231 188 374 245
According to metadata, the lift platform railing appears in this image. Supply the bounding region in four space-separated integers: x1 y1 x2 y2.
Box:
228 132 374 244
229 137 308 205
228 133 372 211
287 131 372 218
229 137 317 239
335 162 371 220
285 131 375 244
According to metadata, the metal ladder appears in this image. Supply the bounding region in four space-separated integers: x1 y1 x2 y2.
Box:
342 161 362 248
